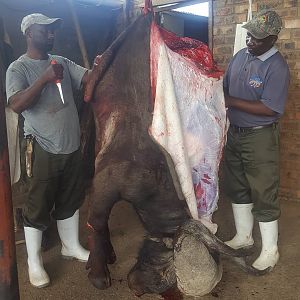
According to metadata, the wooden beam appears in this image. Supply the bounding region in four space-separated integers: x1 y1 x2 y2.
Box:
66 0 91 69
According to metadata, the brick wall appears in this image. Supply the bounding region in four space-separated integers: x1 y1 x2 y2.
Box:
212 0 300 202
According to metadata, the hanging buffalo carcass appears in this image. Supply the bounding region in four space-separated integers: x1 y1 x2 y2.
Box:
83 10 267 298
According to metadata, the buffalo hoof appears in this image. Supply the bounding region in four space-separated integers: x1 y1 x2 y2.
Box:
88 272 111 290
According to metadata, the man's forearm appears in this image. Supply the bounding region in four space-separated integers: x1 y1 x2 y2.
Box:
8 77 47 114
81 70 91 86
225 94 276 116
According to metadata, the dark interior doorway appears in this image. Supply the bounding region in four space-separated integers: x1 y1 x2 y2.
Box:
156 1 209 44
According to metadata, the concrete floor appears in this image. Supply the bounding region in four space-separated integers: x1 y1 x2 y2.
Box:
13 189 300 300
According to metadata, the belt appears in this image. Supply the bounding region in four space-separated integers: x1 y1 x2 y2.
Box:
230 122 277 133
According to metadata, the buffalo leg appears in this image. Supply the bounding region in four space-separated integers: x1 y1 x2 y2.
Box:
104 223 116 264
86 228 111 289
86 184 119 290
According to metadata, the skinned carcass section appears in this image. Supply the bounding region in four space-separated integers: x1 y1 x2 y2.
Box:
150 23 227 230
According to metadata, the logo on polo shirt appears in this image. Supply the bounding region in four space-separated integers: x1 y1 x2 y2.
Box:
249 75 263 88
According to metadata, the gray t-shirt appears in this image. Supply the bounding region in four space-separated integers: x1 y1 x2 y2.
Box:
6 54 87 154
223 47 290 127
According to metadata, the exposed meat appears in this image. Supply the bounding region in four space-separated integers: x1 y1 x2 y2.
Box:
150 23 227 228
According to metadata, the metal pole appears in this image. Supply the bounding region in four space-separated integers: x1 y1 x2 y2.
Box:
0 80 20 300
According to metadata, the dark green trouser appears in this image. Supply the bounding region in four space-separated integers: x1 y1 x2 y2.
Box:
23 141 85 231
224 124 280 222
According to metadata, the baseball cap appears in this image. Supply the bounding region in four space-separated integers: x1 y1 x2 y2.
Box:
242 10 282 39
21 13 62 35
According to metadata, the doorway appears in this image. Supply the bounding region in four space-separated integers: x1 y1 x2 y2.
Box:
155 1 210 45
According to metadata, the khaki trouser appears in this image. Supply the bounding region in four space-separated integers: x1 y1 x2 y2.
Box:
22 140 85 230
224 123 280 222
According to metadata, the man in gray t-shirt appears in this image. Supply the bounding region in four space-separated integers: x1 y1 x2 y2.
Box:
7 54 86 154
6 13 101 288
222 10 290 273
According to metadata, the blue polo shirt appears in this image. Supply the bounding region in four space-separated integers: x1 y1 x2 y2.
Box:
223 47 290 127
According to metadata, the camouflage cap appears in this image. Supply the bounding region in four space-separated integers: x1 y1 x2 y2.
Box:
242 10 282 39
21 13 62 35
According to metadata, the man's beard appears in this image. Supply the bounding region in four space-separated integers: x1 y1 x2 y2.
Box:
34 41 54 53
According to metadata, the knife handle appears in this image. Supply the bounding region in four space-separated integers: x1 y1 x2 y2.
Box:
51 59 61 84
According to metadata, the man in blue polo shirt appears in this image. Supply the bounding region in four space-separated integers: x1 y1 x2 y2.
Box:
223 10 290 271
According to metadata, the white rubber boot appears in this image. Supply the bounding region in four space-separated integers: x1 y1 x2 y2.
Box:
24 227 50 288
252 220 279 271
225 203 254 249
57 210 89 262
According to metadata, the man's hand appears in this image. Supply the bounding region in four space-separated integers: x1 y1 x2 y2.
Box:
8 63 64 114
93 55 102 67
41 63 64 83
224 93 276 116
224 94 232 108
83 50 115 101
82 55 103 87
92 49 114 69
